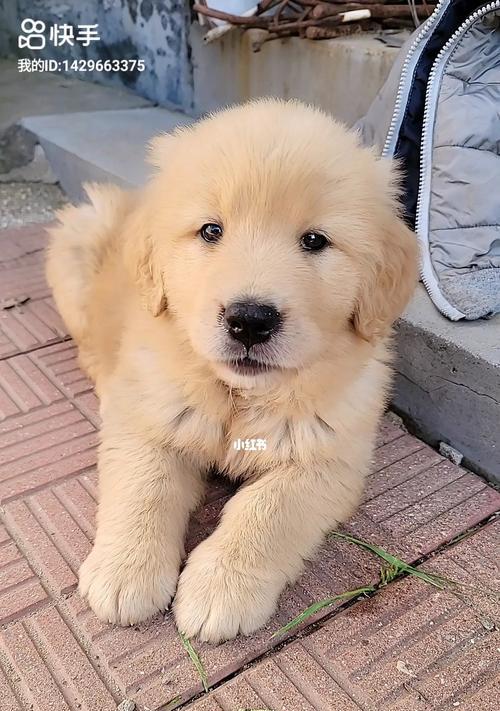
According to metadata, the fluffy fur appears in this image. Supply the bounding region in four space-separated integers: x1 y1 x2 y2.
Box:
46 99 418 642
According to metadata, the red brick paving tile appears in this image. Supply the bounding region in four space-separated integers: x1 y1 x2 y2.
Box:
365 445 443 501
382 472 486 536
412 633 497 707
0 262 49 302
344 608 486 701
0 577 48 627
31 341 94 399
183 698 224 711
446 520 499 581
1 413 94 471
73 391 100 427
0 606 117 710
304 530 500 710
0 350 98 502
372 433 425 472
0 225 68 359
4 452 491 708
0 622 67 711
63 589 280 709
0 526 47 624
188 650 362 711
187 524 499 711
1 399 78 447
456 677 500 711
342 510 416 561
422 521 500 622
274 643 361 711
0 666 23 711
364 459 464 522
63 595 205 710
209 676 268 710
291 536 380 607
375 418 405 448
2 473 98 596
243 658 317 710
0 356 62 418
0 300 67 359
0 224 48 265
0 429 98 503
393 484 500 558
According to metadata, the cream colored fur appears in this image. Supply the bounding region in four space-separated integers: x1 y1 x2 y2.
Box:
46 99 418 642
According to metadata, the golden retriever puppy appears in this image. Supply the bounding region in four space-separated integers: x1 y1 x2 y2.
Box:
46 99 418 643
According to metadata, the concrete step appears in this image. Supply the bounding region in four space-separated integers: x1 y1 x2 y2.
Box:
21 107 193 201
0 59 152 180
395 286 500 483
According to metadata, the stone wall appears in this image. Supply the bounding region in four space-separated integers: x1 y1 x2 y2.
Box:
0 0 194 111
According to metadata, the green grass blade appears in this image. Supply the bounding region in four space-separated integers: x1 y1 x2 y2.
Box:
273 585 374 638
164 696 182 710
179 632 209 693
380 563 400 586
329 531 449 589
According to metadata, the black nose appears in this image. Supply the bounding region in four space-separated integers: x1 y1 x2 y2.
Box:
224 301 281 348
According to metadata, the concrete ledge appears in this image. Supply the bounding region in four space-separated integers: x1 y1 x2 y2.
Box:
21 108 193 201
394 285 500 483
0 58 152 177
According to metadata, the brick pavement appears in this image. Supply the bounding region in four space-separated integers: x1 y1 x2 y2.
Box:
0 225 499 711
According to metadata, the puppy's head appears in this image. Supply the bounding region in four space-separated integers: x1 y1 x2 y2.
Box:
128 100 418 388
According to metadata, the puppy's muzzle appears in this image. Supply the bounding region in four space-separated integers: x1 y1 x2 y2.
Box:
224 301 281 349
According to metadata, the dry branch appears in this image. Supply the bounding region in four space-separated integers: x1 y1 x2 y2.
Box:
194 0 435 45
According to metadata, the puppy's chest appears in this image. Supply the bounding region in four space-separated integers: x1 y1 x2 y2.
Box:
166 389 338 477
220 403 338 479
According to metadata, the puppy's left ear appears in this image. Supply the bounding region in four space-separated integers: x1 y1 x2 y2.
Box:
353 210 419 342
123 205 167 317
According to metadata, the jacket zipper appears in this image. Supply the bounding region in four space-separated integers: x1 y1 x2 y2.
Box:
415 0 500 320
382 0 450 158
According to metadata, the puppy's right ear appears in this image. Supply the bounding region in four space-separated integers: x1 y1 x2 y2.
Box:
123 206 167 317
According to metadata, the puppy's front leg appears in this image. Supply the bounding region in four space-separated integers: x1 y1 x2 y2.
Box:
80 416 204 625
174 461 362 642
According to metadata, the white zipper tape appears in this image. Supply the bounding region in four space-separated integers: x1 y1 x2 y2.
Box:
382 0 451 158
415 0 500 320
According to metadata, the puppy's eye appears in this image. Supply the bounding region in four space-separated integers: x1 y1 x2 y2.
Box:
300 231 329 252
199 223 223 244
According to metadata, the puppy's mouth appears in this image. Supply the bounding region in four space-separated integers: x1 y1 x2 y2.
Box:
225 356 278 377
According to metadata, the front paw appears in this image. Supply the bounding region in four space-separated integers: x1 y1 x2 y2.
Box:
173 539 284 643
79 544 179 625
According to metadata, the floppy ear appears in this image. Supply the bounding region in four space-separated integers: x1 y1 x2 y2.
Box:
123 205 167 317
353 215 419 341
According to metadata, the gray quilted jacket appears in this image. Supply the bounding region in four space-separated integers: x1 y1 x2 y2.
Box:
357 0 500 320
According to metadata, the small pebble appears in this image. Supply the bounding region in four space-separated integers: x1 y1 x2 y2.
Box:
117 701 136 711
439 441 463 466
480 617 495 631
386 411 405 430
